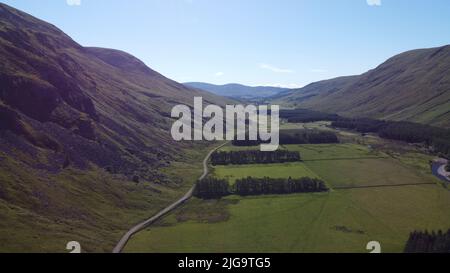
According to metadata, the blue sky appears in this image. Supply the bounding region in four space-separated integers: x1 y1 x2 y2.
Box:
3 0 450 88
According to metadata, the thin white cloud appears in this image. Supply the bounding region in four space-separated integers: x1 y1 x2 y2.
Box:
67 0 81 6
367 0 381 6
214 72 224 77
260 63 294 74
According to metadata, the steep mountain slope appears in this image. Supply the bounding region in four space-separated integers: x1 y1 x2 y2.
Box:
273 46 450 128
0 3 230 252
184 82 288 99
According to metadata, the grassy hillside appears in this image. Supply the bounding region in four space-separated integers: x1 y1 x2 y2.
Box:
0 3 231 252
273 46 450 128
0 144 213 252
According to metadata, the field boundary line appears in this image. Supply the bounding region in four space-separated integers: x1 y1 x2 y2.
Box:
303 156 389 162
334 182 436 190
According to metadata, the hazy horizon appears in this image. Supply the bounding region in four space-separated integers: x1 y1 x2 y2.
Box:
2 0 450 88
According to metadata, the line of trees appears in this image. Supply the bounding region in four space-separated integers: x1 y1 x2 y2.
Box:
280 109 339 123
404 230 450 253
193 176 329 199
211 150 301 165
234 177 328 196
332 118 386 133
280 129 339 144
271 108 450 158
232 129 339 147
331 118 450 158
232 139 266 147
193 177 230 199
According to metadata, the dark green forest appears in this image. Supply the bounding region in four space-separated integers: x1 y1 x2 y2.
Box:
193 178 230 199
404 230 450 253
232 129 338 146
279 109 339 123
234 177 328 196
278 109 450 158
193 177 328 199
331 118 450 157
211 150 301 165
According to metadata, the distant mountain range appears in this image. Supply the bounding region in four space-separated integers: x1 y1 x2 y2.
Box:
272 45 450 128
184 82 289 99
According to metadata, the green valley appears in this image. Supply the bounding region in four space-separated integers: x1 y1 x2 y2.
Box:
124 123 450 253
1 1 450 255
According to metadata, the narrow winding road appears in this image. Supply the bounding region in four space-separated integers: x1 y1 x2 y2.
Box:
112 142 227 253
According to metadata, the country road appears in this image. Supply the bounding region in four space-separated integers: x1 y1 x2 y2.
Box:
112 142 227 253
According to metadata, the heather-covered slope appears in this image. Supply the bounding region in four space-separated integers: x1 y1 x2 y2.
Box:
273 46 450 128
0 3 229 252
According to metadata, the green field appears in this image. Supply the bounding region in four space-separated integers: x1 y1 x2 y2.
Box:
213 163 319 184
289 143 381 161
124 140 450 253
214 143 438 188
125 183 450 253
279 121 332 130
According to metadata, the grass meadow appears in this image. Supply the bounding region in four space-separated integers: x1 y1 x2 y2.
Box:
125 140 450 253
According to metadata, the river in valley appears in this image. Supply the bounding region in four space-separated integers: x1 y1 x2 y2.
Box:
432 160 450 183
